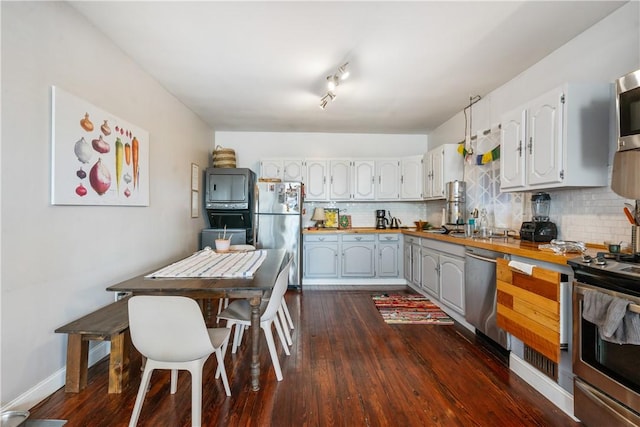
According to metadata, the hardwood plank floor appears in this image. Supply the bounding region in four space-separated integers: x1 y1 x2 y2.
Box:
29 287 580 426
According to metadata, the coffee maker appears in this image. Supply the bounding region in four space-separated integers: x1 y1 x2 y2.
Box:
520 192 558 242
375 209 389 229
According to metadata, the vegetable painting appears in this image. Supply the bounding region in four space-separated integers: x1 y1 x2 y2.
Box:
132 136 139 189
89 158 111 195
115 138 123 193
74 137 92 163
92 135 110 154
124 143 131 165
100 120 111 136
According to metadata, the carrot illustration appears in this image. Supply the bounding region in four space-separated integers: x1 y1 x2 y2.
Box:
132 137 139 189
124 142 131 165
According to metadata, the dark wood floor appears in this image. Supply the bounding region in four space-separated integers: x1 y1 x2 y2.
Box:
30 287 580 426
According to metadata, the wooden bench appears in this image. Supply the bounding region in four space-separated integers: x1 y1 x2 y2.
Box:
55 296 131 394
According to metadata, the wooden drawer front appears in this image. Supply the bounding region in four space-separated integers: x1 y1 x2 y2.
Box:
496 258 561 363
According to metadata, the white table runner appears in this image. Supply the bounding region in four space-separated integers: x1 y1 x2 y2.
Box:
146 249 267 278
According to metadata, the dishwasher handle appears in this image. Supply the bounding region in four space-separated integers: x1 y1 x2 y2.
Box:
465 251 498 264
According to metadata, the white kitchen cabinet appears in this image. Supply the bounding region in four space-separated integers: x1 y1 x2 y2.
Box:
352 160 376 200
377 234 401 277
400 155 423 200
375 159 400 200
260 159 282 180
423 144 464 199
411 239 421 288
420 248 439 298
420 239 466 315
259 159 305 182
341 234 376 277
283 159 305 182
303 234 339 278
403 237 414 283
439 254 465 314
329 159 351 200
500 83 609 192
305 159 329 201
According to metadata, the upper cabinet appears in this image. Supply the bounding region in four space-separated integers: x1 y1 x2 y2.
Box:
375 159 401 200
259 159 305 182
423 144 464 200
400 155 423 200
261 156 423 202
500 83 610 192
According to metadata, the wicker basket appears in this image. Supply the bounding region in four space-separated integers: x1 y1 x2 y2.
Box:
212 145 236 168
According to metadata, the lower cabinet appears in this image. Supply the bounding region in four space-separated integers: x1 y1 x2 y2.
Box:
414 238 466 315
342 234 376 277
304 233 403 283
303 234 339 278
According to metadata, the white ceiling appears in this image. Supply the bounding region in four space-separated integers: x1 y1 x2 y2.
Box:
70 1 626 135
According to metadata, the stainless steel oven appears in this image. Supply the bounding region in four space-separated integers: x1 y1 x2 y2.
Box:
569 254 640 426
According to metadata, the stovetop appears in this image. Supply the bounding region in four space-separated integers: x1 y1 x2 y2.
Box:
568 252 640 297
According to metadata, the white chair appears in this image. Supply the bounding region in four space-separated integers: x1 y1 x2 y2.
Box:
128 296 231 427
217 256 293 381
215 244 256 324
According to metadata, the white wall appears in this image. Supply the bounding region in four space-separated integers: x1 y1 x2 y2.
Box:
428 2 640 245
1 2 213 408
215 131 428 172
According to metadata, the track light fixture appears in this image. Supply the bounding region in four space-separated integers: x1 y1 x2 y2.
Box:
319 62 349 110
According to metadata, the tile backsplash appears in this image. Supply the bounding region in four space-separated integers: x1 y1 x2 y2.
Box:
302 201 427 230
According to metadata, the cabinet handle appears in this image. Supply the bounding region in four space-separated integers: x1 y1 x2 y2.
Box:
323 176 326 184
528 136 533 154
319 237 325 241
331 176 334 184
355 236 362 241
517 140 523 157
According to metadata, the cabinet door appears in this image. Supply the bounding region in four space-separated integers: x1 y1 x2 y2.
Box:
378 241 399 277
422 152 433 198
376 159 400 200
304 243 339 278
352 160 376 200
431 149 445 199
260 159 282 180
342 241 376 277
400 156 423 200
439 254 465 314
500 108 527 190
305 159 328 201
528 88 563 186
411 242 421 287
420 248 439 298
283 159 305 182
330 160 351 200
403 241 413 283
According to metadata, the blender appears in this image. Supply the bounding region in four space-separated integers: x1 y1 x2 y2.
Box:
519 192 558 242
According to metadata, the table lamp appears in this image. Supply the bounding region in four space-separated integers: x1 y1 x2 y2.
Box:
311 207 327 228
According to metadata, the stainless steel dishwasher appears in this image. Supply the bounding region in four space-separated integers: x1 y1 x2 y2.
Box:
464 247 510 350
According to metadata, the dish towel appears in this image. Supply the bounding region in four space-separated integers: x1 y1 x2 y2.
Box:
582 289 640 345
146 249 268 278
508 260 536 275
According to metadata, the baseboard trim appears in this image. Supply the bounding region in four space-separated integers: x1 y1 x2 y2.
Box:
510 353 578 421
302 278 406 286
1 342 110 412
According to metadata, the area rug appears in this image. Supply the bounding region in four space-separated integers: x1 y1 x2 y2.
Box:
372 294 454 325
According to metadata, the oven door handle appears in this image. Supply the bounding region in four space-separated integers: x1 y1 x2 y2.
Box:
574 283 640 314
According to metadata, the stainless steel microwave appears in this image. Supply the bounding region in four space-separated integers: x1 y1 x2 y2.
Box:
616 68 640 151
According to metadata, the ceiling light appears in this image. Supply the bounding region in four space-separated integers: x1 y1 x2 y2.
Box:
338 62 350 80
319 98 329 110
326 75 339 91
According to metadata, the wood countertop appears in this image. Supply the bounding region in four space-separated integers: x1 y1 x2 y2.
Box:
403 229 599 266
302 226 598 265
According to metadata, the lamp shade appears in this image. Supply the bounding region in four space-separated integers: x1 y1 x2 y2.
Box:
311 207 326 221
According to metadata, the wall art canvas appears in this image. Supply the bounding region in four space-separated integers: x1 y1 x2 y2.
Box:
51 86 150 206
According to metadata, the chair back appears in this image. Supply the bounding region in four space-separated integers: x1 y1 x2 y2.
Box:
128 296 214 362
262 255 293 320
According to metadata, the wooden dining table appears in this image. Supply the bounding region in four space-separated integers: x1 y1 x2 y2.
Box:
106 248 285 391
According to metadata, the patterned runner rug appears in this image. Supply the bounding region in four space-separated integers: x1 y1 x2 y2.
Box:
372 294 454 325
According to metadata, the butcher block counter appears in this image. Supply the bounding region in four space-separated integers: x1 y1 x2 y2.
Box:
303 227 597 265
401 229 599 266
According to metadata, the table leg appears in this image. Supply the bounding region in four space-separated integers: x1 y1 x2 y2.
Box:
65 334 88 392
250 295 261 391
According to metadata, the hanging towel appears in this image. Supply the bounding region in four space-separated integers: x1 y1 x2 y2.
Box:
508 260 535 276
582 289 640 345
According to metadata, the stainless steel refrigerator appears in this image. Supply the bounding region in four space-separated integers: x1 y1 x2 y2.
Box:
255 181 303 288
